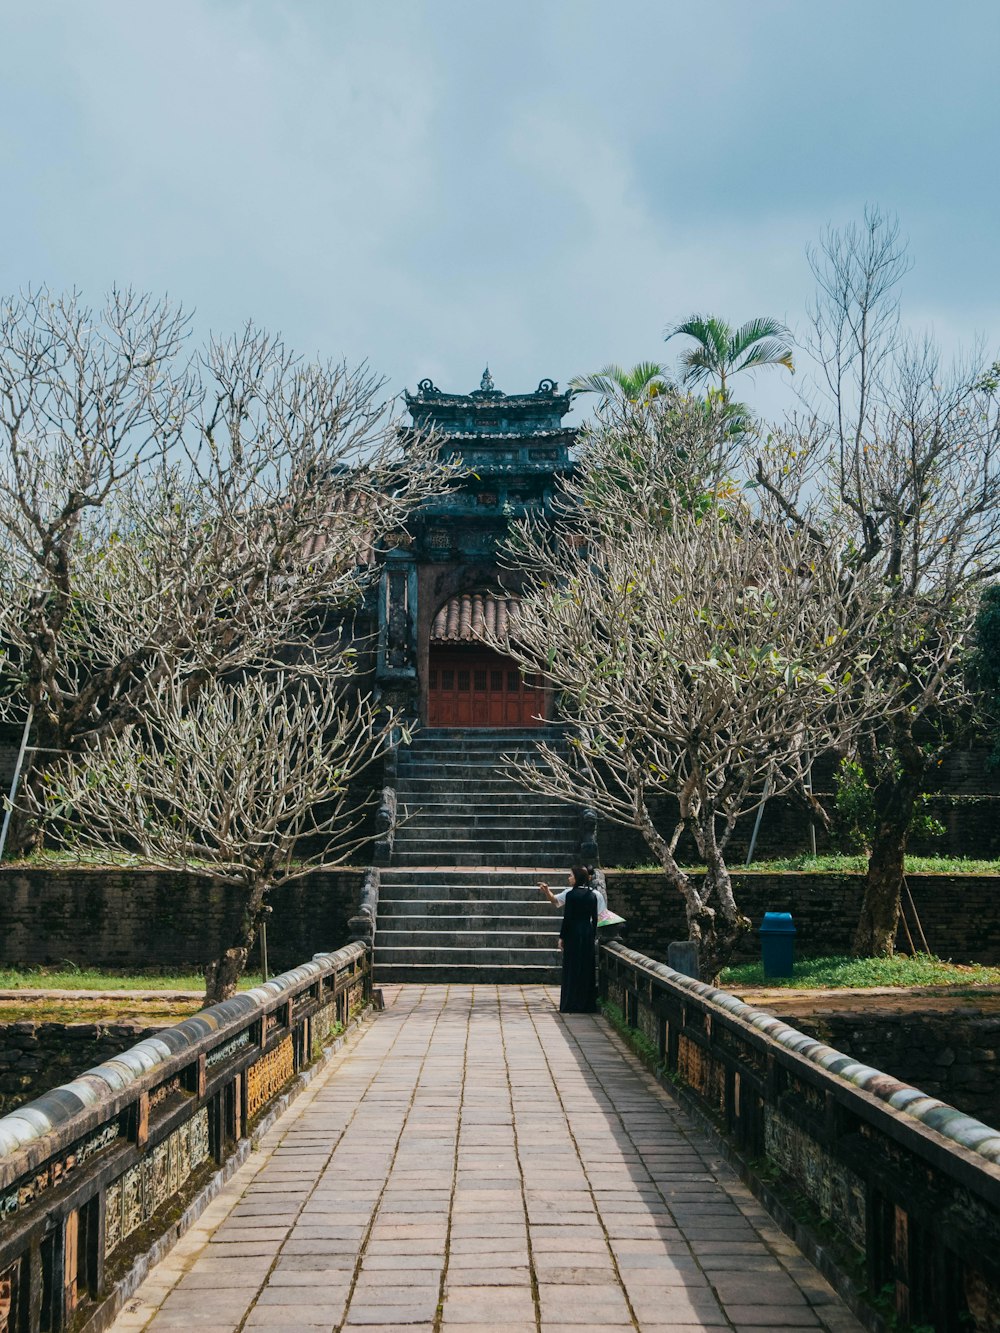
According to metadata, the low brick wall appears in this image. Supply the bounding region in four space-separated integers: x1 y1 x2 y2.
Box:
3 865 997 973
0 867 365 973
605 870 1000 965
0 1021 165 1115
771 1003 1000 1126
597 792 1000 865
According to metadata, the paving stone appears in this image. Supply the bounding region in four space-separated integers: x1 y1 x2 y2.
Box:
110 985 870 1333
725 1306 822 1327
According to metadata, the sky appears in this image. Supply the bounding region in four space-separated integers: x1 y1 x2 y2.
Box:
1 1 998 428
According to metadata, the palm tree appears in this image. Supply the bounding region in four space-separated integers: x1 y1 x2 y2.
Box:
569 361 674 405
665 316 794 395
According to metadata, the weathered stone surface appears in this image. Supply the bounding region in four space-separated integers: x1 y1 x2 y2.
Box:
0 865 363 972
109 985 864 1333
604 869 1000 965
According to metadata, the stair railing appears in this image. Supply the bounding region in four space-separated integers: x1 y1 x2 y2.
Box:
348 865 380 949
580 806 598 863
373 725 402 866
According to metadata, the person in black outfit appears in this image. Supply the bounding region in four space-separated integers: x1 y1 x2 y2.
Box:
540 865 598 1013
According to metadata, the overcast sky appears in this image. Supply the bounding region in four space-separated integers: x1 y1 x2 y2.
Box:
1 1 997 426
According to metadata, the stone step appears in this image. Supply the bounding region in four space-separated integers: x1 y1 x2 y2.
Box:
394 828 574 842
398 746 567 762
394 829 576 846
379 893 554 910
395 777 559 796
374 963 562 984
380 868 565 884
405 728 566 742
398 757 560 767
397 807 574 823
390 852 574 868
378 906 565 927
376 927 559 948
390 852 576 869
375 944 560 966
395 788 564 805
396 806 572 823
378 885 560 906
398 753 560 766
396 794 571 809
395 826 574 841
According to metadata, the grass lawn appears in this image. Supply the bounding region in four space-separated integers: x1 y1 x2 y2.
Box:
737 854 1000 875
624 854 1000 874
720 952 1000 989
0 965 263 992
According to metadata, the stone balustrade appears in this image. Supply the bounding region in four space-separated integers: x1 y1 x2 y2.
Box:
600 940 1000 1332
0 942 370 1333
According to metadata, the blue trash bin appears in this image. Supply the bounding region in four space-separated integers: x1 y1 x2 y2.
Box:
759 911 796 979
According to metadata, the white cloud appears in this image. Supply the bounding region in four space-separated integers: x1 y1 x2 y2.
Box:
0 0 995 432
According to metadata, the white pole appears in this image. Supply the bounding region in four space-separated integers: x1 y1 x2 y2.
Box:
745 770 771 868
804 747 818 857
0 705 34 862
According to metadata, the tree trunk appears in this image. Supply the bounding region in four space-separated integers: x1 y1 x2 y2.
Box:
203 881 266 1005
852 765 924 957
203 947 251 1005
2 744 48 859
3 801 44 858
636 798 749 981
698 832 751 981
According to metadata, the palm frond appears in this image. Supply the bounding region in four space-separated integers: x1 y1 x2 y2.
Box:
666 315 732 360
730 317 793 361
676 346 719 387
734 338 795 376
571 363 673 402
624 361 674 395
569 366 627 397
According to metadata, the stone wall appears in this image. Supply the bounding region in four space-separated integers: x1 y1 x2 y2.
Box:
604 870 1000 964
597 790 1000 865
0 1020 163 1114
3 864 998 973
0 866 365 973
769 1004 1000 1126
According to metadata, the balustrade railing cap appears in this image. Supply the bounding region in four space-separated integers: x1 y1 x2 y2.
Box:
604 941 1000 1168
0 941 365 1171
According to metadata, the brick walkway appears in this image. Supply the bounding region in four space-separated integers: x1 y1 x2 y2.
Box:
111 985 865 1332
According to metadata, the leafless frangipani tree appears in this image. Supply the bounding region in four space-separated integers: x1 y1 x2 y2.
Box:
754 208 1000 954
36 665 398 1001
0 288 452 853
488 394 887 977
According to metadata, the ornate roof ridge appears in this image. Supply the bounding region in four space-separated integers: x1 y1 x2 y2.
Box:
405 375 568 408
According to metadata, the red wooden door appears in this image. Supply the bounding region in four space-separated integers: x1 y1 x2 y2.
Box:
427 650 543 727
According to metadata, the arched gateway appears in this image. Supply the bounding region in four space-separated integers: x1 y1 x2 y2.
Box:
374 369 576 729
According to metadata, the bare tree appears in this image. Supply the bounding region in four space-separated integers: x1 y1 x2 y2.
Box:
36 664 396 1001
755 208 1000 954
0 290 450 852
489 395 882 977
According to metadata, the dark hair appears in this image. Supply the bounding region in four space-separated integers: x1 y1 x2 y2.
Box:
570 864 590 887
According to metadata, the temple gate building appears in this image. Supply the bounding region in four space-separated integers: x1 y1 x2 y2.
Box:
373 369 577 729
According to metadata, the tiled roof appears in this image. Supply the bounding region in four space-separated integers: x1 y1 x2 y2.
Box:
430 591 521 643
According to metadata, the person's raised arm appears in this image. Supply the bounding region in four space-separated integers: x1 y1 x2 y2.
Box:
538 880 560 907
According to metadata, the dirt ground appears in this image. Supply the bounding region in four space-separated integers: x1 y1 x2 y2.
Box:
737 983 1000 1019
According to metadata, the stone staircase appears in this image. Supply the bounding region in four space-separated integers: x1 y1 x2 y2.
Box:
375 728 578 984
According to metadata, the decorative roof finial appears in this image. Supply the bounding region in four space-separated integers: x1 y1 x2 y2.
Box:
480 365 495 393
